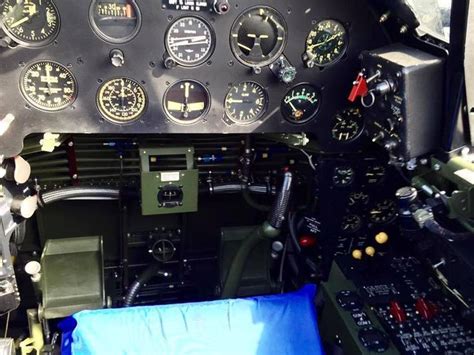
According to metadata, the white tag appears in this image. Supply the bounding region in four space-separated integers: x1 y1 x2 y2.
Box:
454 169 474 185
161 172 180 182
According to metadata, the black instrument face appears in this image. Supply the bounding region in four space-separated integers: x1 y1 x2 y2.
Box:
165 16 214 67
341 214 362 234
305 19 348 67
230 6 287 67
97 78 147 124
89 0 141 43
164 80 210 125
20 61 77 112
369 199 397 224
333 166 355 187
1 0 60 47
366 165 385 185
224 81 267 125
332 108 364 143
281 84 321 124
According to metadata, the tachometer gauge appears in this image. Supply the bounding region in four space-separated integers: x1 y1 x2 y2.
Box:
333 166 355 187
20 61 77 112
164 80 210 125
281 84 321 124
97 78 147 124
166 16 215 67
89 0 141 43
369 199 397 224
1 0 60 47
332 108 364 142
230 6 287 67
304 19 348 67
224 81 267 125
341 214 362 234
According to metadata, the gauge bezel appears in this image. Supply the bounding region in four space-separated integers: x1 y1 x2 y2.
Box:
369 199 398 225
229 5 288 68
163 79 211 126
96 77 148 125
1 0 61 48
281 83 322 125
305 18 349 68
331 107 365 143
224 81 268 126
89 0 142 44
165 16 216 67
19 60 78 112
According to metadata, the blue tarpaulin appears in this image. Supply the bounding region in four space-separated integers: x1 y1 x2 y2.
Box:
61 285 323 355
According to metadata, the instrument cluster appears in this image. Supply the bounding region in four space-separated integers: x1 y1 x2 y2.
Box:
0 0 388 157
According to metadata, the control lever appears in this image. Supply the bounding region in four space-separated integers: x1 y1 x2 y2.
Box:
221 172 293 299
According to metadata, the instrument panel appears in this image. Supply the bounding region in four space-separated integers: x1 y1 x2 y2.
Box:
0 0 388 157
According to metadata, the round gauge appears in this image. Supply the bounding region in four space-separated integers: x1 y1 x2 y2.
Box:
348 191 369 207
281 84 321 124
333 166 355 187
164 80 210 125
225 81 267 125
369 200 397 224
341 214 362 234
304 19 348 67
1 0 60 47
20 61 77 112
332 108 364 142
166 16 215 67
366 165 385 184
89 0 141 43
97 78 147 124
230 6 287 67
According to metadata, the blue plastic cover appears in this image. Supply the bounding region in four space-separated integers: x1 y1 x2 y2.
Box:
61 285 323 355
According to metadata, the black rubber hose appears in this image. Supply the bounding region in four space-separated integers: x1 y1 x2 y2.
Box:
424 219 472 242
124 264 161 307
268 172 293 229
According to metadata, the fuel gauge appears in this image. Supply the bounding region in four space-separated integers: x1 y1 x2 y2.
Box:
281 84 321 124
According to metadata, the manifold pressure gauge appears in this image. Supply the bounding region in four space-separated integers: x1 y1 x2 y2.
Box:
303 19 348 67
224 81 268 125
164 80 210 125
1 0 60 47
281 84 321 124
20 61 77 111
97 77 147 124
165 16 215 67
230 6 287 67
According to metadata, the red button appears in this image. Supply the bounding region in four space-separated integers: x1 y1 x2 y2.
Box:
299 235 316 248
415 298 437 320
389 301 407 323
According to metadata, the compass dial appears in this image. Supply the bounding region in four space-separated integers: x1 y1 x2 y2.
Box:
225 81 267 125
97 78 147 124
1 0 60 47
20 61 77 112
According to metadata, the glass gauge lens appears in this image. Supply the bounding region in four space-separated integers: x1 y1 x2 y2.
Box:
304 19 348 67
90 0 141 43
166 16 214 67
230 6 287 67
366 165 385 184
332 108 364 142
97 78 147 124
164 80 210 125
369 199 397 224
225 81 267 125
1 0 59 47
333 166 355 187
282 84 321 124
20 61 77 112
348 191 369 207
341 214 362 234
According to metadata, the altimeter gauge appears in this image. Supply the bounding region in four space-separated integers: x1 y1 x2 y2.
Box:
165 16 215 67
20 61 77 112
164 80 210 125
1 0 60 47
230 6 287 67
303 19 348 67
97 77 147 124
224 81 267 125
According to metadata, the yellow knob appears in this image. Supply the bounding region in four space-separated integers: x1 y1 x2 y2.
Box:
375 232 389 245
365 246 376 257
352 249 363 260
